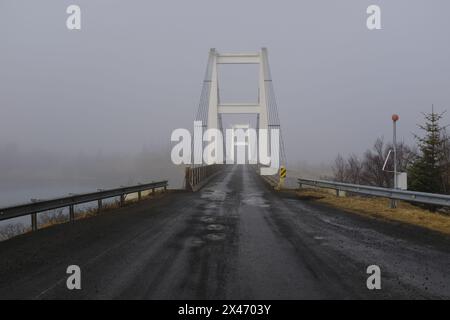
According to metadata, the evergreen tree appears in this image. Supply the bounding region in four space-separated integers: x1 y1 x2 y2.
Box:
408 106 447 194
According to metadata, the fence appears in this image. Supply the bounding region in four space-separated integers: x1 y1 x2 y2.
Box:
0 180 168 231
185 164 222 191
298 178 450 207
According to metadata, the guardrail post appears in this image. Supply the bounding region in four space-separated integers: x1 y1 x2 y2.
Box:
163 185 167 192
336 189 340 197
120 194 125 207
69 205 75 222
31 213 37 231
390 199 397 209
98 199 102 213
152 187 155 195
138 191 142 201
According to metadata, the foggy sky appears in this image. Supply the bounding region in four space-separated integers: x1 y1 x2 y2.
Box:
1 0 450 167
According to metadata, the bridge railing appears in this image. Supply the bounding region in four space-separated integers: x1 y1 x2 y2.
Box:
298 178 450 207
185 164 222 192
0 180 168 231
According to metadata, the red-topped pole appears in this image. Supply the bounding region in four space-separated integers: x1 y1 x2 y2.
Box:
391 114 399 208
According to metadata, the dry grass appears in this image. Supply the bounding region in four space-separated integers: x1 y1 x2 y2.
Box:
0 223 29 241
297 187 450 235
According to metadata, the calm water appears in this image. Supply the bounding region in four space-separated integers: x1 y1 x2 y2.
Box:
0 180 107 227
0 172 184 228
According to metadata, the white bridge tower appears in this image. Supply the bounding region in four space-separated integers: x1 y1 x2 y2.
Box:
194 48 286 170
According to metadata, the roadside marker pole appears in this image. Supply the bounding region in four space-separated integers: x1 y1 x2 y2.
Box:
277 166 287 190
390 114 399 209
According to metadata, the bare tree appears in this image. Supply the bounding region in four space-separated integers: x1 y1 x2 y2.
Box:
346 154 363 184
438 127 450 193
332 154 346 182
395 141 417 172
333 137 416 188
361 138 391 187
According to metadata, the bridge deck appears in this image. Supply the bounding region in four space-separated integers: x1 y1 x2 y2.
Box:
0 165 449 299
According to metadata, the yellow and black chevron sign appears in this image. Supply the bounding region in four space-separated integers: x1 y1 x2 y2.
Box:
280 166 287 178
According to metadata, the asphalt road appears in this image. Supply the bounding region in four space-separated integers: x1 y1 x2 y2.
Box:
0 165 449 299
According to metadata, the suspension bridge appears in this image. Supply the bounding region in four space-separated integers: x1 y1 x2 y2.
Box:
0 49 449 300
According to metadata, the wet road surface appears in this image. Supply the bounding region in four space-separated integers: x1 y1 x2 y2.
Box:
0 165 449 299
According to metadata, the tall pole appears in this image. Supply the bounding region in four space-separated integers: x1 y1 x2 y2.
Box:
391 114 399 208
393 118 397 189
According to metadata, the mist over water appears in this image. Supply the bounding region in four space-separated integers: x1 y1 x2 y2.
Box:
0 144 184 208
1 1 450 207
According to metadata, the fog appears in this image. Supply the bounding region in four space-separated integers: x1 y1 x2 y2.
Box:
1 1 450 204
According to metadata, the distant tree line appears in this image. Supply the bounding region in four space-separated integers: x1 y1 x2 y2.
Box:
333 107 450 195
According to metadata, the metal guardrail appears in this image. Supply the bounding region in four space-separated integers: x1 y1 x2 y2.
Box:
185 164 222 192
0 180 168 231
298 178 450 207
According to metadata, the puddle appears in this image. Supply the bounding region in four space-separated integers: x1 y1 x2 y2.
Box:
241 193 270 208
205 233 226 241
188 237 205 247
200 216 216 223
201 189 227 201
206 224 224 231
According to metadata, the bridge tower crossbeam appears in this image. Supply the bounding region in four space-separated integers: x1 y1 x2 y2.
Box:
194 48 286 169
